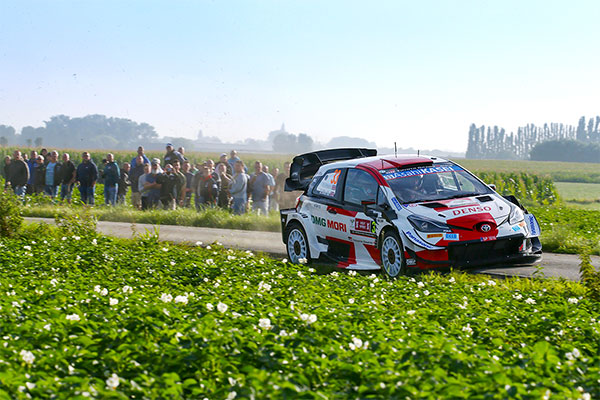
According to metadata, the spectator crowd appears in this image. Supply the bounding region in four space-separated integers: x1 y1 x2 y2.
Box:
2 144 296 215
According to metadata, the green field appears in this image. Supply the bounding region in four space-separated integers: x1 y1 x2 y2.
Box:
0 221 597 399
555 182 600 210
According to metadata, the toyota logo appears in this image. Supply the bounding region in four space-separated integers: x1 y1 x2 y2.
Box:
480 224 491 232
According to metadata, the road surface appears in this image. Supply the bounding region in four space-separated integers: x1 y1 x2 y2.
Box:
25 217 598 281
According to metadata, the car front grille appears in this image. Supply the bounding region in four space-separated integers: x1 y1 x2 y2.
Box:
448 235 523 266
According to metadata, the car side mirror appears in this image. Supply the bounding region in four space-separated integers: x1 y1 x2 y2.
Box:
488 183 497 191
361 200 377 217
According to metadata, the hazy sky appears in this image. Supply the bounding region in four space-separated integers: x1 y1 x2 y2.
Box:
1 1 599 152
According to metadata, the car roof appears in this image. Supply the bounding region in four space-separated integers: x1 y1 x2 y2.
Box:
317 154 449 173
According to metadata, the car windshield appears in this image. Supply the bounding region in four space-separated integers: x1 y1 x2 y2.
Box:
381 163 492 204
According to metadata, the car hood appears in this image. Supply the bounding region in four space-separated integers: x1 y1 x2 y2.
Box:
404 195 511 230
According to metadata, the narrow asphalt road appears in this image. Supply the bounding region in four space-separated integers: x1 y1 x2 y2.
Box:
25 217 598 281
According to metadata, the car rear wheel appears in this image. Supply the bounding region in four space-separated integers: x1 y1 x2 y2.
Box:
380 230 406 278
285 223 311 264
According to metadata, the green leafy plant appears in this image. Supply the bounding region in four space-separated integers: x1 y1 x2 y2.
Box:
579 247 600 301
0 182 23 237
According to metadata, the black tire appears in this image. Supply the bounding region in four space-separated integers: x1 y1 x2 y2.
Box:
380 230 406 278
284 222 311 264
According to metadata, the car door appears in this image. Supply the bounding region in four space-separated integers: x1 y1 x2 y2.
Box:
340 168 382 268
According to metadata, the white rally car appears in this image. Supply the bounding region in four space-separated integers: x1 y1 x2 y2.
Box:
280 148 542 277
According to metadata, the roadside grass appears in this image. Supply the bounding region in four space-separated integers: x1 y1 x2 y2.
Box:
1 222 598 399
555 182 600 210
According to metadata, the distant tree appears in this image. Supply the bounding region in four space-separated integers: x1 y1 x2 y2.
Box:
297 133 313 153
26 139 32 147
530 139 600 163
34 137 43 147
0 137 7 147
576 116 587 142
272 133 297 152
0 125 16 146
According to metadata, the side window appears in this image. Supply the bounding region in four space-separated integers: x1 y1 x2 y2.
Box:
456 173 477 192
344 169 378 205
313 169 343 199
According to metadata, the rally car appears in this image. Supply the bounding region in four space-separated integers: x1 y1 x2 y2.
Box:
280 148 542 277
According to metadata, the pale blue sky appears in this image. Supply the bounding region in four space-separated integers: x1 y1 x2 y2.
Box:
1 1 599 151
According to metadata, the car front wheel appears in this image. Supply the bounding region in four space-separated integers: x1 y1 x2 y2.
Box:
380 230 406 278
285 223 311 264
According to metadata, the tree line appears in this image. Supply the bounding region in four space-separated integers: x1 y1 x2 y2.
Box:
466 115 600 160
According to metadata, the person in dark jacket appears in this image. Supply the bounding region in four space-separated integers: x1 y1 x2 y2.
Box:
129 155 146 209
156 164 178 210
33 155 46 194
163 143 185 167
8 150 29 199
26 150 37 194
103 153 120 206
59 153 76 203
117 162 131 204
76 152 98 205
194 163 220 209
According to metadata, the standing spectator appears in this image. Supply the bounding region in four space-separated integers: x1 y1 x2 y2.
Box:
26 150 38 194
130 146 150 168
2 156 11 189
138 163 154 210
181 161 194 207
263 165 277 212
228 150 241 172
117 162 131 204
40 149 49 165
249 161 271 215
33 155 46 194
103 153 120 206
216 162 232 208
177 147 188 161
172 160 187 207
216 153 233 175
145 158 163 208
194 163 220 209
76 152 98 205
229 160 249 215
129 155 146 209
44 151 61 198
7 150 29 199
156 164 178 210
59 153 76 203
164 143 184 166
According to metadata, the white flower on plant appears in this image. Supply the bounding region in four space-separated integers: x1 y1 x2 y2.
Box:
25 382 36 390
300 313 317 324
462 324 473 335
407 310 416 315
423 290 430 296
206 259 214 265
66 314 80 321
91 238 97 245
43 323 51 331
513 293 523 300
206 303 214 311
348 337 368 351
100 288 108 296
226 391 237 400
298 258 308 264
106 373 120 390
348 270 357 276
568 298 578 304
174 295 188 304
162 247 169 252
160 293 173 303
448 277 455 283
109 298 119 306
50 279 58 287
258 318 272 330
122 286 133 294
258 281 271 291
169 261 176 266
572 348 581 358
94 285 101 293
417 281 424 288
525 298 536 305
217 302 228 313
348 298 355 304
20 350 35 365
195 241 203 246
73 236 81 241
281 258 288 263
581 393 591 400
23 245 31 251
487 280 496 286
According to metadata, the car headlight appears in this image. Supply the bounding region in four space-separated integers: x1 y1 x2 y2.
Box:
508 205 524 224
407 215 451 232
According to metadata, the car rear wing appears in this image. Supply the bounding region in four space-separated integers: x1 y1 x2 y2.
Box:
285 148 377 192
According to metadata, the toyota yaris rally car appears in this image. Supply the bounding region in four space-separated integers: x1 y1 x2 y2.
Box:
280 148 542 277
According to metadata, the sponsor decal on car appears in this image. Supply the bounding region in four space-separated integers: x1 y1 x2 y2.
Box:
512 226 521 232
426 233 443 238
480 236 497 242
311 215 326 227
327 219 347 232
381 165 462 181
451 206 492 216
525 214 540 237
404 231 436 250
406 258 417 266
351 219 376 238
443 233 459 241
391 197 403 211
